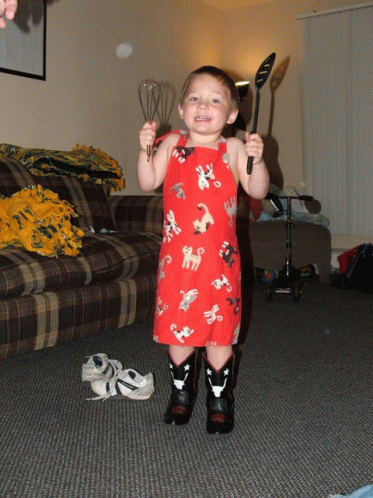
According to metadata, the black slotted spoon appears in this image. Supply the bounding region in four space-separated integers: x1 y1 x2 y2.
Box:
247 52 276 174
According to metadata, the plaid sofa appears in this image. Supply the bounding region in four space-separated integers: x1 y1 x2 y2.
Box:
0 157 163 359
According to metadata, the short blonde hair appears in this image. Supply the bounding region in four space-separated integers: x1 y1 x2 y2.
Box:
180 66 239 110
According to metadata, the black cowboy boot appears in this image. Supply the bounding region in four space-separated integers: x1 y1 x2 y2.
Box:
204 354 235 434
164 350 199 425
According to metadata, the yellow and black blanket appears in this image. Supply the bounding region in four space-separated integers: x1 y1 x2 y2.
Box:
0 143 125 192
0 185 85 257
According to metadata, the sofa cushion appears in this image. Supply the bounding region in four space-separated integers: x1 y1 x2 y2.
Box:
0 232 162 299
0 273 158 359
0 157 115 232
109 195 163 235
35 176 116 232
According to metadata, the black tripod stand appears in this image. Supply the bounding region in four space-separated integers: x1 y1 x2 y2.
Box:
265 194 313 302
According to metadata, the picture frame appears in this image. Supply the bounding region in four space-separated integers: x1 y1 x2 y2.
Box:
0 0 46 81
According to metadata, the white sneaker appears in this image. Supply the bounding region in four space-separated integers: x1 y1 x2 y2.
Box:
82 353 155 401
82 354 123 383
89 369 155 401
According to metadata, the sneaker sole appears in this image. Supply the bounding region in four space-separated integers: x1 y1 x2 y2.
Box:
107 390 155 401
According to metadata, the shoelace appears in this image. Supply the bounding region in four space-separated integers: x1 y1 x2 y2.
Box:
87 360 123 401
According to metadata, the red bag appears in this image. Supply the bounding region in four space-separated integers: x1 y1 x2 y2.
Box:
338 246 359 274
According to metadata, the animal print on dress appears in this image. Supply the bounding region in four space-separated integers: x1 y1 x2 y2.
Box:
153 132 241 347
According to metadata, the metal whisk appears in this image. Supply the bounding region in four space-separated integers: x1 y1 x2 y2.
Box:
157 82 176 125
138 78 161 161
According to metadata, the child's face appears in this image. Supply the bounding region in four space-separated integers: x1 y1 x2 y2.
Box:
178 74 238 139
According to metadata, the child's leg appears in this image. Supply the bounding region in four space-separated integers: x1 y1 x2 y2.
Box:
205 345 232 370
169 344 195 364
164 345 199 426
204 345 235 435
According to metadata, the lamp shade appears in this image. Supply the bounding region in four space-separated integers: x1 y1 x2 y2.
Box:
235 81 249 101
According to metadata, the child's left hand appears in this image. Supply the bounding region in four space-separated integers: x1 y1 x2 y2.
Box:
245 132 264 165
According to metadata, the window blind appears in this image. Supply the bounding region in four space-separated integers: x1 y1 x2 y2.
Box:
297 3 373 236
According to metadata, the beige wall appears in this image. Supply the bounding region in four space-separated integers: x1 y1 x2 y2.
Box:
1 0 222 195
222 0 368 188
1 0 365 194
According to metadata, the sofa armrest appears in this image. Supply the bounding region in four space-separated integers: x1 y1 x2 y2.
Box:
248 220 332 284
237 219 332 284
109 195 163 235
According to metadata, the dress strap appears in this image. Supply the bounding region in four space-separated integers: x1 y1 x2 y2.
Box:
154 129 187 146
218 137 227 154
176 132 188 147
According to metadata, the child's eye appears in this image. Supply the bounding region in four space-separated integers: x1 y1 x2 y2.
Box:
212 98 221 104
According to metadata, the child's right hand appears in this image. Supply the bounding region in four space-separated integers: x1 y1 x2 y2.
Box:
139 121 157 154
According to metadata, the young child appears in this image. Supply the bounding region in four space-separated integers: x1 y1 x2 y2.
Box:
137 66 269 434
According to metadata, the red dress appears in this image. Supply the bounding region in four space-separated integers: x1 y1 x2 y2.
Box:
154 131 241 347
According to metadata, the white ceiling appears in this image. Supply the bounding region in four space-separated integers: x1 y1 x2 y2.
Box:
202 0 270 10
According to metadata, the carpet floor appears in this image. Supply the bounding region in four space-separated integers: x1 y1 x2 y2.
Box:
0 278 372 498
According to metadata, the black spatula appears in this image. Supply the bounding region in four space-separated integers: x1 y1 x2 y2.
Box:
247 52 276 174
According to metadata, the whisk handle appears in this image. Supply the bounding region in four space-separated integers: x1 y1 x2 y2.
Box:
146 144 151 161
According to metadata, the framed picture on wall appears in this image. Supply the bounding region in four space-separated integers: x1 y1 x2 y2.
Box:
0 0 46 80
